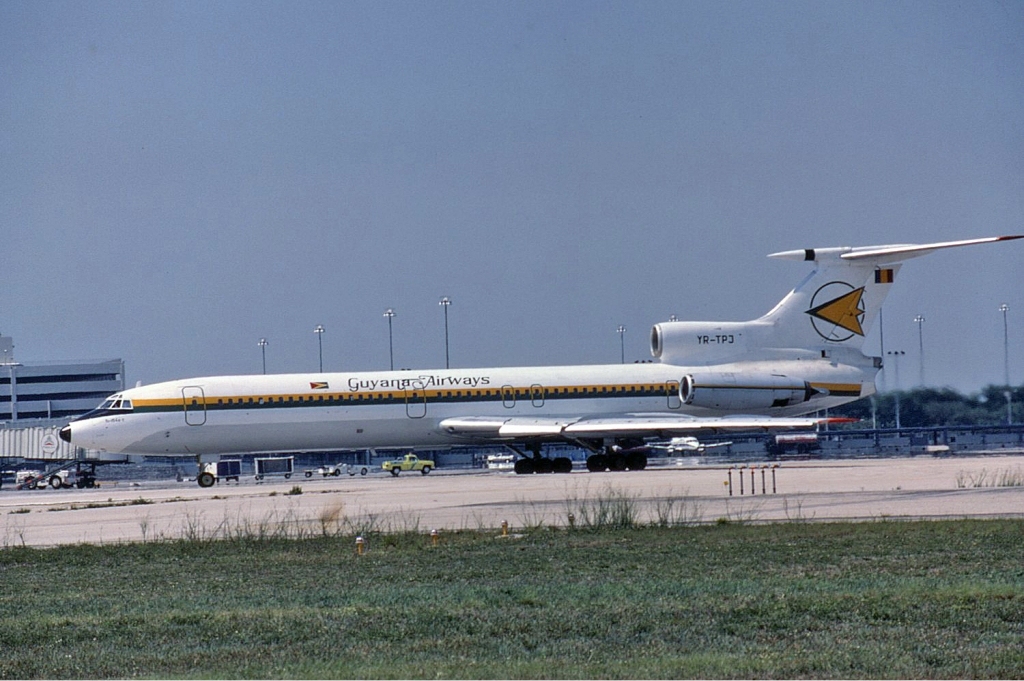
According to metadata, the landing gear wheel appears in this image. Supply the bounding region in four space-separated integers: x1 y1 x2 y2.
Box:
586 454 608 472
534 458 554 474
553 457 573 474
514 458 535 475
608 454 628 472
625 452 648 471
197 471 216 488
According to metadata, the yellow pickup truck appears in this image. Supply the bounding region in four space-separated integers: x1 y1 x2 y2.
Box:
381 453 434 476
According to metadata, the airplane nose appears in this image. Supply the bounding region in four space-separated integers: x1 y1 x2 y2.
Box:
59 425 72 443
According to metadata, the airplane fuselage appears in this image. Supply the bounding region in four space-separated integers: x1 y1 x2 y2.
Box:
64 356 872 456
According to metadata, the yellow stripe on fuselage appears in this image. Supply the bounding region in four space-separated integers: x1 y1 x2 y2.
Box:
133 382 680 410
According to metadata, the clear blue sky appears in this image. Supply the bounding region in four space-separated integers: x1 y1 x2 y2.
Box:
2 1 1021 393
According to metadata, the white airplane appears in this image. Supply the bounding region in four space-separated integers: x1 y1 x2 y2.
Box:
61 236 1021 486
645 436 733 454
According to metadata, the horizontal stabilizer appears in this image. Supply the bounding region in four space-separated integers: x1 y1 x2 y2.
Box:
769 235 1023 264
841 235 1024 264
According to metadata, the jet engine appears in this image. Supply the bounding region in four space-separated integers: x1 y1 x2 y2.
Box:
679 373 821 411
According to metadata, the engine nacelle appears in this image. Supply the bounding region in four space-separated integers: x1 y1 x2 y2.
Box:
680 373 821 411
651 321 755 364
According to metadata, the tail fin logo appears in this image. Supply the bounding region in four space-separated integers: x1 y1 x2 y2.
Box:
806 282 865 341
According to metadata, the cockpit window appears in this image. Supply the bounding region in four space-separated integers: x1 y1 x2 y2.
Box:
98 396 133 411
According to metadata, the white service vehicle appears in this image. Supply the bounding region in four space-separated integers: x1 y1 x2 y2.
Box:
45 469 73 489
14 469 44 489
305 463 370 477
197 459 242 488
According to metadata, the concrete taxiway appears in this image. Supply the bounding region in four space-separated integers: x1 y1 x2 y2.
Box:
3 454 1024 547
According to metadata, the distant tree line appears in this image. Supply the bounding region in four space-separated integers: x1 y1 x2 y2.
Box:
829 385 1023 429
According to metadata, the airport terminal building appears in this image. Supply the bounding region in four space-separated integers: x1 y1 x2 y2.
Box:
1 336 125 465
1 336 124 423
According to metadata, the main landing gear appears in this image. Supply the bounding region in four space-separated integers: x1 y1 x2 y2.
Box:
513 455 573 474
584 449 648 472
511 443 648 474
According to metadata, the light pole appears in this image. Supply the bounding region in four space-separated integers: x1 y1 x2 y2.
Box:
439 297 451 369
887 350 905 429
258 338 268 375
617 325 626 364
314 324 324 372
383 308 396 371
1001 303 1011 425
914 314 925 386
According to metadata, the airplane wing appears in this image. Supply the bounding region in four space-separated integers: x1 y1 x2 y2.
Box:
439 414 852 440
696 441 733 449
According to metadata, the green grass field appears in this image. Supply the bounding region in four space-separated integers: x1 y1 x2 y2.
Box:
2 519 1023 679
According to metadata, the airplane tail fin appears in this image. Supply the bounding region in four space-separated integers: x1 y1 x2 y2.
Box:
651 236 1021 364
759 236 1022 350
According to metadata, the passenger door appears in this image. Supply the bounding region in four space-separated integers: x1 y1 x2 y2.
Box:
405 380 426 419
182 386 207 426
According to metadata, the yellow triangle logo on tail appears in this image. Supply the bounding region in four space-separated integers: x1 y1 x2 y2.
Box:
807 287 865 337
